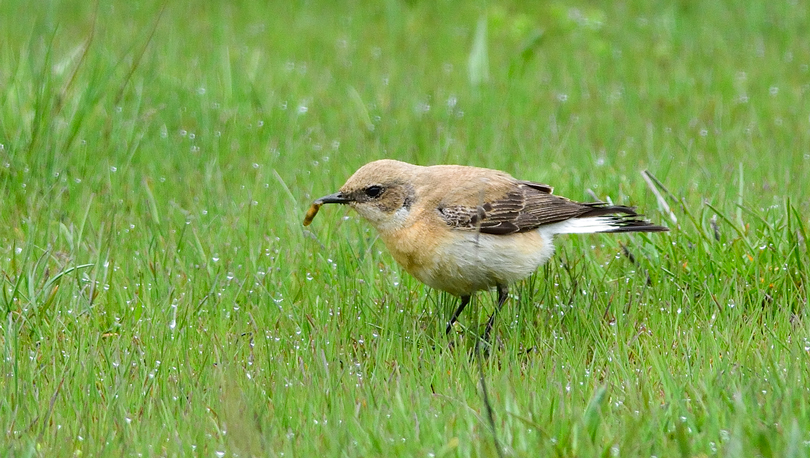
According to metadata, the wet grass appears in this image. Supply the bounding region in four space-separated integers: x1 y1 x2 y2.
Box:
1 0 809 456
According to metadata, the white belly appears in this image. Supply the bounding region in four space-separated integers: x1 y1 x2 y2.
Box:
414 230 556 296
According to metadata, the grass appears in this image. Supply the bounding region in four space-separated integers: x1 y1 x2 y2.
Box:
1 0 809 456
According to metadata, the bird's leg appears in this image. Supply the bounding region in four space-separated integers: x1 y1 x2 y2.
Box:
482 285 509 343
446 295 471 334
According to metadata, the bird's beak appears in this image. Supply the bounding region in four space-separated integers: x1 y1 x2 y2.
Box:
303 192 353 226
314 192 352 205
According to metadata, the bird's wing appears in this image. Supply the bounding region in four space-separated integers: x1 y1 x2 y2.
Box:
437 180 638 235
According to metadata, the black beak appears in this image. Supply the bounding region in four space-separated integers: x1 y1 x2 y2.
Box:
315 192 352 205
304 192 353 226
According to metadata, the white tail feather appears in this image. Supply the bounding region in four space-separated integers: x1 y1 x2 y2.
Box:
538 217 623 236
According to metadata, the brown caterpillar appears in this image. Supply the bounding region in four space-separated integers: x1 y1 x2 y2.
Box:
302 202 321 226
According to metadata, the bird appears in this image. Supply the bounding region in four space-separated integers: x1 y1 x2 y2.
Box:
304 159 668 342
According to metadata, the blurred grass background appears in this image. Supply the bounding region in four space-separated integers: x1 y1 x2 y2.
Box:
0 0 809 456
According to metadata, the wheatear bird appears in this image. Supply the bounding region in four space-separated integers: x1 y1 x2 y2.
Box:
305 159 668 340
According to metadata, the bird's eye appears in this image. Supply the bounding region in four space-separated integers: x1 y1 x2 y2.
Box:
364 185 385 198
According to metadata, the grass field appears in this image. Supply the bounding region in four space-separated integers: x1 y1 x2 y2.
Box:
1 1 809 456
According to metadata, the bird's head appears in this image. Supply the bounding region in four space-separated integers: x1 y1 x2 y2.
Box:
306 160 418 232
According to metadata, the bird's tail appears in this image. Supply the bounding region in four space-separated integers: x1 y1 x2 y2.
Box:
543 204 669 235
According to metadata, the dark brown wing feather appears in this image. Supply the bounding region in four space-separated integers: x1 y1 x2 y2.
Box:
437 181 642 235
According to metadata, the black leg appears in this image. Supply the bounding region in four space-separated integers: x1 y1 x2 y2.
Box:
483 285 509 343
446 295 471 334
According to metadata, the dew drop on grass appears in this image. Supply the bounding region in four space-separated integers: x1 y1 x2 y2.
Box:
212 256 220 262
